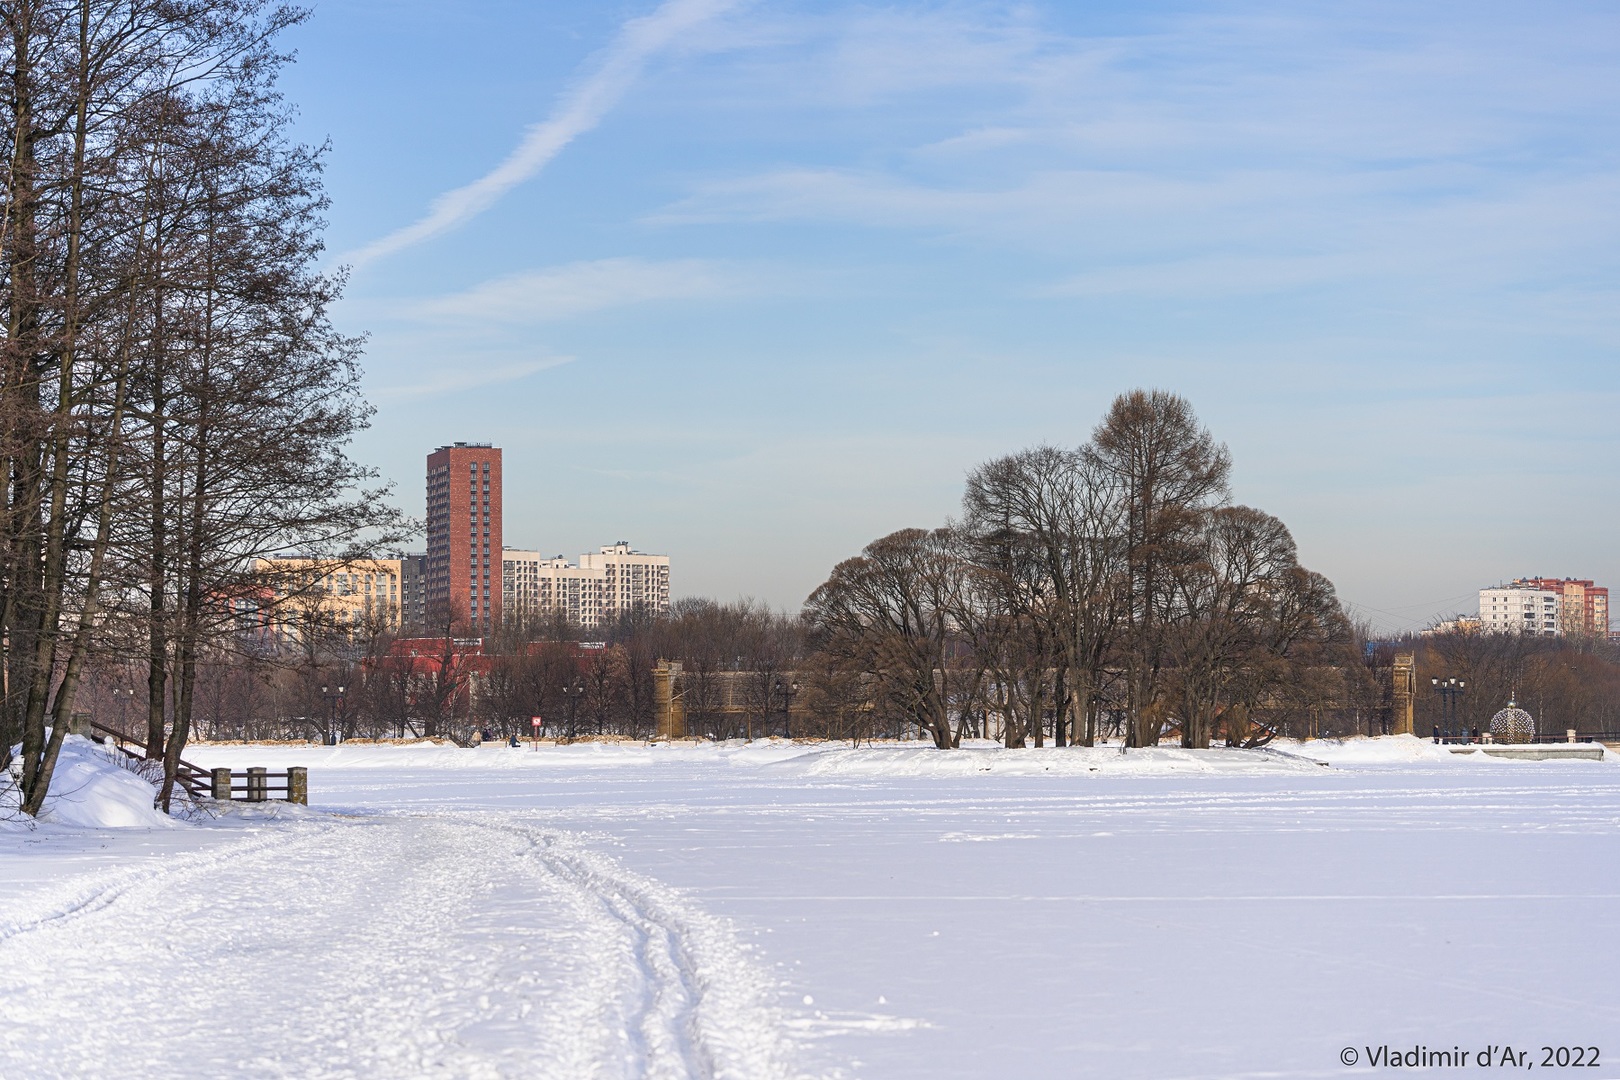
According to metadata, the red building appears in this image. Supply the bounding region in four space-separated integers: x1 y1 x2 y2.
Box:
426 443 502 629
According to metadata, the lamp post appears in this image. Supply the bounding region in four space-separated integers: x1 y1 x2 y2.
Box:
1431 677 1466 742
775 678 799 740
563 682 583 742
320 684 346 744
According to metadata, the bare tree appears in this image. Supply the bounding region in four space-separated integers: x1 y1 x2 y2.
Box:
806 528 967 749
2 0 320 814
1089 390 1231 746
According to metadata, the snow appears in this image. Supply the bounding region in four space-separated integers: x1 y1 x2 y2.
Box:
1 735 175 830
4 735 1619 1079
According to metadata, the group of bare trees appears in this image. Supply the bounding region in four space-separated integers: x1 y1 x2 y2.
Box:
71 390 1355 754
2 0 397 815
1400 630 1620 738
808 390 1353 748
150 598 811 746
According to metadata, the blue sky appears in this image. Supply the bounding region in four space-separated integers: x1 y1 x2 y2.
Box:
285 0 1620 632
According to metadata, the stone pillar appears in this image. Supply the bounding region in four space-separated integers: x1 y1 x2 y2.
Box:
653 661 685 739
287 767 308 805
246 766 267 802
1392 653 1416 736
211 768 232 801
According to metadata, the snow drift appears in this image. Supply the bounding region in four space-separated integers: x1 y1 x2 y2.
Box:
2 735 173 830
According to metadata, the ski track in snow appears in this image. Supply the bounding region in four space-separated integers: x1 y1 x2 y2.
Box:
0 812 798 1080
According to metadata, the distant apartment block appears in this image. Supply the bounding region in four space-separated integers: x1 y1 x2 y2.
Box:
253 557 402 638
426 443 502 629
503 541 670 627
503 551 608 627
1510 577 1609 637
398 552 427 629
1478 584 1562 636
1425 615 1482 636
581 541 672 616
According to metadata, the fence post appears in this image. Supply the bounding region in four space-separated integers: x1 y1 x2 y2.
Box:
287 767 308 806
247 767 267 802
1568 729 1577 744
211 768 232 801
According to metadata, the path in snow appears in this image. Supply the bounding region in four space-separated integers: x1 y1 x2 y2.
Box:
0 812 795 1080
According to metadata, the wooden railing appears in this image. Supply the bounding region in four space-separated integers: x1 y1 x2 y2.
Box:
208 766 307 804
85 718 307 805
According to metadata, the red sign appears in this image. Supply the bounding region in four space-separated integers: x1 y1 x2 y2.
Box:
530 716 543 728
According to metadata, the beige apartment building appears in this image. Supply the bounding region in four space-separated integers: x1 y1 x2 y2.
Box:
502 541 670 628
253 556 403 638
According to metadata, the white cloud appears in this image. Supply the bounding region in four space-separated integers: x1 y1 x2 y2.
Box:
345 0 747 268
374 357 574 399
410 258 748 324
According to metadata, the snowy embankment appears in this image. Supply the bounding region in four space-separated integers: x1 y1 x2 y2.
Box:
184 730 1613 778
1 735 174 830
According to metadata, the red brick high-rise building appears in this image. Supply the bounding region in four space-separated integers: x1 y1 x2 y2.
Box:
426 443 502 630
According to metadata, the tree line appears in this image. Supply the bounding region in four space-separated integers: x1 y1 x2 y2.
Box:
2 0 397 815
59 374 1620 754
96 391 1367 751
1395 630 1620 739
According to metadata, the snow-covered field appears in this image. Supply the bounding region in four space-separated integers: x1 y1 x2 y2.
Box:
4 734 1619 1079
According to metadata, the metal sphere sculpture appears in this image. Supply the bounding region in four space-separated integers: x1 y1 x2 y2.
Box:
1490 703 1535 744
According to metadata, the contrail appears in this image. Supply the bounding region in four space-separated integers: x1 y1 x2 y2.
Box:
346 0 742 268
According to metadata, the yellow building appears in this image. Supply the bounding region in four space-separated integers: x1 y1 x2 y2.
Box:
254 557 403 638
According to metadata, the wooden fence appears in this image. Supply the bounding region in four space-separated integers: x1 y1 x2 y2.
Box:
85 717 308 805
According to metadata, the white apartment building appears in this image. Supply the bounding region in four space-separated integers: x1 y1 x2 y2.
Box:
503 542 670 627
502 550 607 627
580 541 671 617
1478 584 1561 636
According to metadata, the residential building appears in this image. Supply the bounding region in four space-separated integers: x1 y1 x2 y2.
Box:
1509 577 1610 637
253 557 403 638
1478 584 1561 636
502 550 608 627
1424 615 1482 636
580 541 671 618
502 541 670 627
426 443 502 629
399 552 427 629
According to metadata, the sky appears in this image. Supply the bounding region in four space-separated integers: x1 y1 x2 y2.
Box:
282 0 1620 633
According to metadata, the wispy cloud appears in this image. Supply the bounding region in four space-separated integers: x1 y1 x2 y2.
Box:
411 257 745 324
345 0 746 268
374 357 573 400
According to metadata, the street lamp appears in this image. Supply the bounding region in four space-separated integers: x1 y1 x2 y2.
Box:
1431 677 1466 743
320 684 346 744
562 681 584 741
775 678 800 740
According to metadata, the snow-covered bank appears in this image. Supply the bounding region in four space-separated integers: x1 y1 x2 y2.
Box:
1 735 174 830
182 730 1614 778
